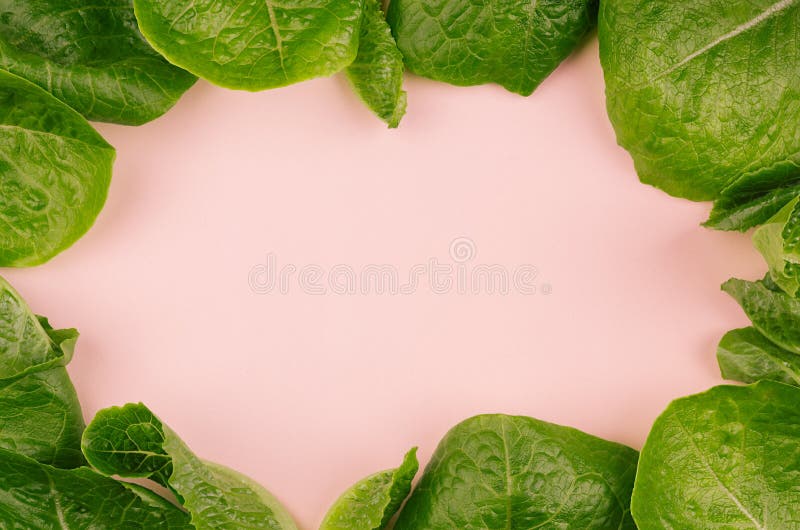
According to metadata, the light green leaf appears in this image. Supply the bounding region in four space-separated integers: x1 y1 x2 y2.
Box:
0 0 197 125
718 327 800 386
0 69 115 267
0 276 84 468
0 448 192 528
722 277 800 355
346 0 407 128
132 0 363 91
82 402 298 530
387 0 597 96
632 381 800 529
599 0 800 202
320 448 418 530
393 414 638 530
753 196 800 296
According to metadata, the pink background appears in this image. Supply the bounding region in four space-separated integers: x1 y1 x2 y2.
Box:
6 39 765 527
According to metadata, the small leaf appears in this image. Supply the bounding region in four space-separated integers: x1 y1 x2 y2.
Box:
718 327 800 386
82 402 298 530
320 448 418 530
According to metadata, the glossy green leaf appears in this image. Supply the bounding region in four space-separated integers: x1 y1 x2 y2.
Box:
82 402 298 530
0 70 115 266
394 414 638 530
0 276 84 468
386 0 597 96
632 381 800 528
0 448 192 528
599 0 800 202
718 327 800 386
0 0 197 125
320 448 418 530
132 0 363 91
346 0 407 128
722 277 800 355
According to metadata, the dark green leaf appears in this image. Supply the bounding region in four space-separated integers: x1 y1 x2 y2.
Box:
394 414 638 530
0 0 197 125
346 0 407 128
0 448 192 528
705 184 800 232
718 327 800 386
320 448 418 530
132 0 363 91
599 0 800 201
0 276 84 468
722 277 800 355
0 70 115 266
82 402 298 529
387 0 597 96
632 381 800 528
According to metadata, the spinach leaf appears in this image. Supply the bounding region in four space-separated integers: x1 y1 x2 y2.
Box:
346 0 407 128
722 278 800 355
0 448 192 528
718 327 800 386
0 276 84 469
0 70 115 266
393 414 638 530
132 0 363 91
599 0 800 202
386 0 597 96
320 448 418 530
632 381 800 529
82 402 298 530
0 0 197 125
753 197 800 296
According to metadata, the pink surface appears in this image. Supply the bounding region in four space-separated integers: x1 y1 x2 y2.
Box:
5 39 765 527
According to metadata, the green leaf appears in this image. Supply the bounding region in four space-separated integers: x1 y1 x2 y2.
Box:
718 327 800 386
705 184 800 232
0 0 196 125
0 70 115 267
132 0 363 91
753 196 800 296
320 448 418 530
0 448 192 528
599 0 800 202
346 0 407 128
722 277 800 355
631 381 800 529
82 402 298 530
0 276 85 469
393 414 638 530
386 0 597 96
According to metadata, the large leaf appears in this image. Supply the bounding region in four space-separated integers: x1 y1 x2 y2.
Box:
632 381 800 528
722 277 800 355
718 327 800 386
0 276 84 468
0 448 192 528
82 402 298 530
132 0 363 91
320 448 418 530
386 0 597 96
346 0 407 128
0 0 196 125
393 414 638 530
599 0 800 202
0 70 115 266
